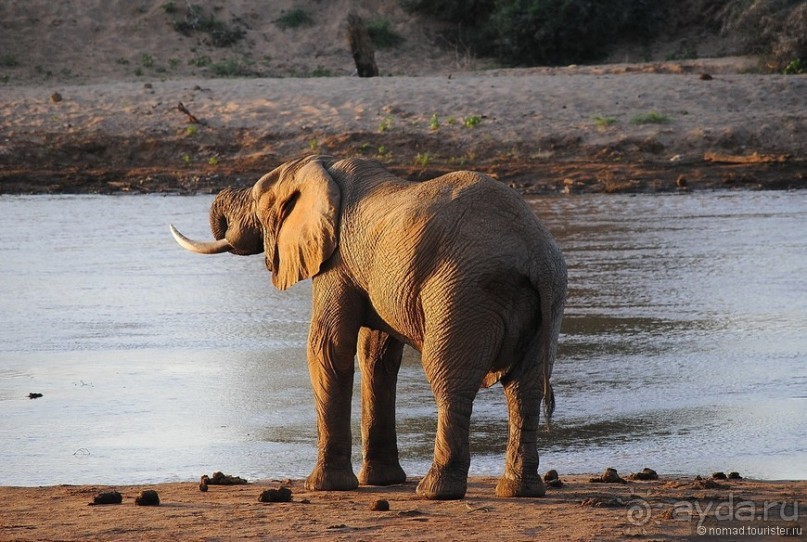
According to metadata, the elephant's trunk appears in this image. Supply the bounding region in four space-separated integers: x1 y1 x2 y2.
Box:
169 224 233 254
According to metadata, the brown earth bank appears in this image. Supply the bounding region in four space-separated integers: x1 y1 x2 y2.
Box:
1 475 804 541
2 60 806 197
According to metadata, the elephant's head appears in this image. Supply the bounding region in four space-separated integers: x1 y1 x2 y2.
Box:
170 155 341 290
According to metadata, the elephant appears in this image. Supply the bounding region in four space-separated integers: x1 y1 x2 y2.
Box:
170 155 567 500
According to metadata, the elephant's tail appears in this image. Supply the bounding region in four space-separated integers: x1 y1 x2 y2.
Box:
532 246 567 424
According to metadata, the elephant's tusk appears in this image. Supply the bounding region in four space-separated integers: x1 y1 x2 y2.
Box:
169 224 233 254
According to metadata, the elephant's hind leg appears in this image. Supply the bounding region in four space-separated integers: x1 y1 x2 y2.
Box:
495 360 546 498
416 317 503 500
357 328 407 486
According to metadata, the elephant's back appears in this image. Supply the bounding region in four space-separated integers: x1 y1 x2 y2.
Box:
412 171 549 249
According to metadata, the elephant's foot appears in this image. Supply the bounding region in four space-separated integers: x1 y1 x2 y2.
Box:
305 464 359 491
358 460 407 486
495 475 546 498
416 466 468 500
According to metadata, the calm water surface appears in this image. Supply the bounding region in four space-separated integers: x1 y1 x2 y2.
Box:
0 192 805 486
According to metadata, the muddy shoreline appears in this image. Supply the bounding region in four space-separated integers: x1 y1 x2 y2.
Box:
2 131 804 196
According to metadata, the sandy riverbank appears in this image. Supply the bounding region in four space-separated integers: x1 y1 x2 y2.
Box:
2 58 805 196
2 474 804 541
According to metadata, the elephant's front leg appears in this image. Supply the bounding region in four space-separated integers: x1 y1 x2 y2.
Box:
357 328 406 486
304 284 363 492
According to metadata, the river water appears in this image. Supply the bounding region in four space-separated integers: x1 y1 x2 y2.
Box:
0 191 805 486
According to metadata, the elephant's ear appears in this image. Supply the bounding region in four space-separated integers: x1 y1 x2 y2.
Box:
267 158 341 291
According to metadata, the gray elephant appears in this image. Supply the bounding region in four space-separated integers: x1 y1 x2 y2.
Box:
170 155 566 500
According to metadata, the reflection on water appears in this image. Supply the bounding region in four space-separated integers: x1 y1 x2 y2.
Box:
0 192 805 485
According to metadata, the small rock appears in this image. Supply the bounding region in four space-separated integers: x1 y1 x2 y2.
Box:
135 490 160 506
543 469 564 488
27 393 43 399
700 73 713 80
143 83 153 89
51 92 62 103
370 499 390 511
629 468 659 481
205 471 248 485
590 468 627 484
676 175 688 188
258 486 292 503
90 491 122 505
712 471 728 480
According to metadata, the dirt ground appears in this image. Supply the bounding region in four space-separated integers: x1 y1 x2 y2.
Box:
1 475 804 541
0 1 805 195
2 58 806 196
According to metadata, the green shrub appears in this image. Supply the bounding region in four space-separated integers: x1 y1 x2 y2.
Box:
463 115 482 128
487 0 659 66
400 0 495 25
783 58 804 74
275 8 314 29
402 0 661 66
171 4 245 47
367 19 405 49
210 59 255 77
309 65 332 77
593 115 618 129
721 0 807 71
630 111 670 125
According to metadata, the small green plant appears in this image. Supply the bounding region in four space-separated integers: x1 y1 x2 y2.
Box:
185 124 199 136
308 138 320 151
210 58 254 77
783 59 804 74
134 67 144 76
378 116 393 133
463 115 482 128
366 19 404 49
593 115 618 129
377 145 390 158
208 156 219 166
181 153 191 166
141 53 155 68
309 65 332 77
446 116 457 126
274 8 314 29
414 152 432 167
429 113 440 131
630 111 670 125
169 58 182 70
189 55 212 67
161 1 178 14
115 57 130 65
